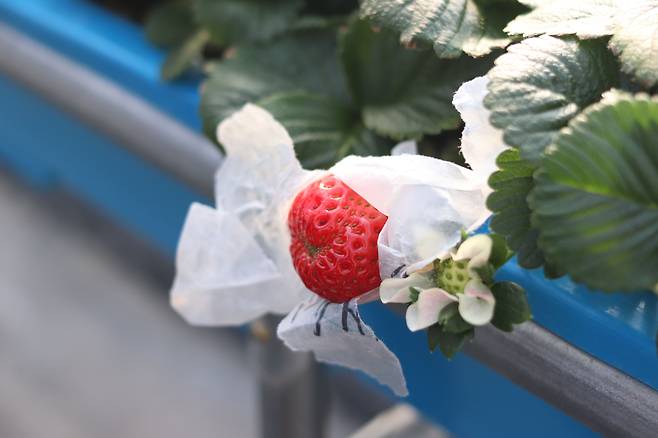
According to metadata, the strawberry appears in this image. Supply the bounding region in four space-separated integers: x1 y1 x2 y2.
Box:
288 174 387 303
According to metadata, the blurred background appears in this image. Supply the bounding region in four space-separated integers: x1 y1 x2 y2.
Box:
0 165 448 437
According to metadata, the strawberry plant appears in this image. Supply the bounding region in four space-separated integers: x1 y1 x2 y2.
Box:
145 0 519 168
359 0 658 297
151 0 658 359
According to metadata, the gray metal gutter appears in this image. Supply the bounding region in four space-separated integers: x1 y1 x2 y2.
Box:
467 323 658 437
1 21 657 438
0 23 221 199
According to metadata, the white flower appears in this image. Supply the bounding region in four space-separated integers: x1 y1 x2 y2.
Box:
407 288 459 331
380 273 434 303
453 233 493 276
459 279 495 326
380 234 496 331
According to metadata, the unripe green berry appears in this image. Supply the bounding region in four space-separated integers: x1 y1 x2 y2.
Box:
433 258 470 294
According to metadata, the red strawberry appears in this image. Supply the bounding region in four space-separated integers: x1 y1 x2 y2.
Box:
288 174 387 303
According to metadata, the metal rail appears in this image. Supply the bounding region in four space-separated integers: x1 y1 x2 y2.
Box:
467 323 658 437
2 21 658 437
249 316 327 438
0 23 221 199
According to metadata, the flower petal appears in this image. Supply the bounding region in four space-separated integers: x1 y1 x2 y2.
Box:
458 280 495 326
454 234 493 271
380 273 434 304
406 288 458 332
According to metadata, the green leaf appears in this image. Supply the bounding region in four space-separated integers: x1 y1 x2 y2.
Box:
487 149 546 268
303 0 357 15
504 0 617 39
532 92 658 292
489 233 513 269
485 36 619 161
609 2 658 87
434 327 475 359
542 262 565 279
487 149 565 276
200 28 349 140
359 0 527 58
437 302 459 325
503 1 658 87
408 286 422 303
340 20 493 139
194 0 304 45
145 1 198 48
517 0 548 7
473 263 495 284
438 303 473 334
490 281 531 331
427 324 442 352
428 323 475 358
259 92 392 168
161 30 210 80
289 15 347 31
